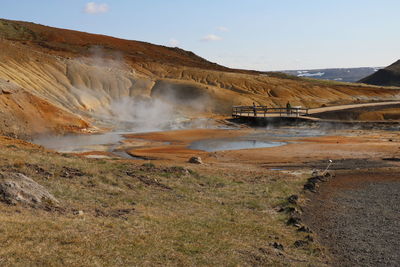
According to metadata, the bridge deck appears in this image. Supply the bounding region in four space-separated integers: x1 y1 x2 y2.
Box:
232 101 400 121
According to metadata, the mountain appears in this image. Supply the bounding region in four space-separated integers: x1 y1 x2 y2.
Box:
0 18 399 137
283 67 381 83
359 60 400 86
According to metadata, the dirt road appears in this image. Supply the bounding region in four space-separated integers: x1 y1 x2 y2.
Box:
308 101 400 114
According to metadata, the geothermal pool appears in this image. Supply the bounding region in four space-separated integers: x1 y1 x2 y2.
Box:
189 139 286 152
31 126 340 158
32 132 124 153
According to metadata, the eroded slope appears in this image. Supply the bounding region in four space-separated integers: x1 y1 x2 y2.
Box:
0 18 399 136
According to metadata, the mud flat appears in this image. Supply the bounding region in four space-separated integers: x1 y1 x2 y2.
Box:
303 169 400 266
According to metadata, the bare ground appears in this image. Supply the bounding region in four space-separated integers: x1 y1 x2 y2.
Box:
302 169 400 266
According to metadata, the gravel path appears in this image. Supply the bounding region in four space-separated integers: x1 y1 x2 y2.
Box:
303 170 400 266
308 101 400 114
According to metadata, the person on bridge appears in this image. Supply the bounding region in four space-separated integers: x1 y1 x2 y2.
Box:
286 101 291 115
253 102 257 116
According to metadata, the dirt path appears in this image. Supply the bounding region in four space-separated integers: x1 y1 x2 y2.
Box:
308 101 400 114
303 169 400 266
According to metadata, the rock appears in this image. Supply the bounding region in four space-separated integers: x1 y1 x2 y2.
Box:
188 156 203 164
287 194 299 204
308 177 321 184
60 166 85 179
297 226 312 233
270 242 284 250
73 209 84 216
0 172 59 207
304 176 322 192
293 240 308 248
277 206 297 213
304 173 334 192
305 235 314 242
0 79 19 94
287 216 302 227
304 182 317 192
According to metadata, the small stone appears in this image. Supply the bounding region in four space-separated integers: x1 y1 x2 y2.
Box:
287 194 298 204
304 181 317 192
74 210 84 216
324 171 335 178
305 235 314 242
188 156 203 164
270 242 284 250
297 226 312 233
293 240 308 248
287 216 302 226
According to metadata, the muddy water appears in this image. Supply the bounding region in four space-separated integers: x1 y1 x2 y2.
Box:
31 126 334 158
32 132 140 159
188 127 330 152
189 139 286 152
32 133 124 153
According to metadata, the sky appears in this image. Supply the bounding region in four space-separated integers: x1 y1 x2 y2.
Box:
0 0 399 71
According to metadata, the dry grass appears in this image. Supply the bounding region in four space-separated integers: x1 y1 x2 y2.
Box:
0 139 326 266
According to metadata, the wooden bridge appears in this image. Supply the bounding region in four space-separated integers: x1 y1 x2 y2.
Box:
232 106 309 118
232 101 400 121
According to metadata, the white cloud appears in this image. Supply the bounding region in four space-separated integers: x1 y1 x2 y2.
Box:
84 2 109 14
201 34 222 42
217 26 229 32
168 38 180 47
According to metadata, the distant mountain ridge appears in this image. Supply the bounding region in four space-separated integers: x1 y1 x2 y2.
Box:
359 60 400 87
283 67 381 83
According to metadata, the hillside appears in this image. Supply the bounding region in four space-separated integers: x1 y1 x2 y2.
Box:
0 18 399 137
359 60 400 86
0 79 89 138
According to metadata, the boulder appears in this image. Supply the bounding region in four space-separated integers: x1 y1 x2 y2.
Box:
188 156 203 164
0 172 59 207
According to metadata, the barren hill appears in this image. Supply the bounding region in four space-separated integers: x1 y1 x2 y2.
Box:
0 18 399 137
360 60 400 87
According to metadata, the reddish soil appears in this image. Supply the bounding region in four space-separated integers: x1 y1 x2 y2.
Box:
3 18 236 73
123 128 400 168
0 84 90 138
124 129 251 161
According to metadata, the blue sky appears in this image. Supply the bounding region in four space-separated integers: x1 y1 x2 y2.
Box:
1 0 399 70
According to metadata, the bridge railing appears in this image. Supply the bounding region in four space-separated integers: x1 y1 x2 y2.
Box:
232 106 309 118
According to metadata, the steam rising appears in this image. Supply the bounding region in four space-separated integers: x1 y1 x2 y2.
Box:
109 96 178 131
67 46 210 132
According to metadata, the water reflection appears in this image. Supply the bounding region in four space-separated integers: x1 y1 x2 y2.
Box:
189 139 286 152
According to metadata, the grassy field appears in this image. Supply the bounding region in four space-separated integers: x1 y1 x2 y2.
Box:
0 136 326 266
